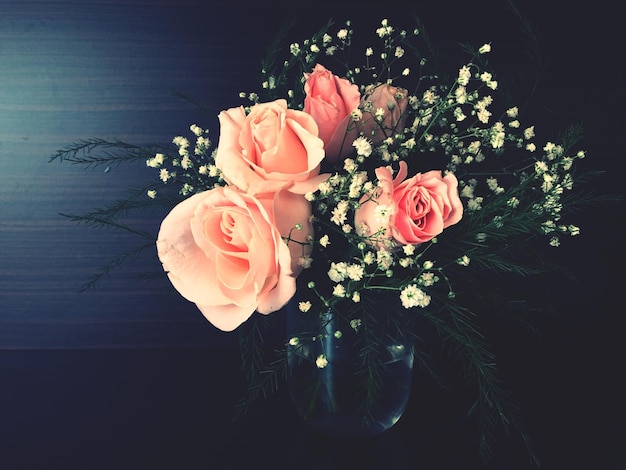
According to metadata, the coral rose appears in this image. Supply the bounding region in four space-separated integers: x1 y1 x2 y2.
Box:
303 64 361 162
156 186 304 332
215 99 327 196
355 161 463 246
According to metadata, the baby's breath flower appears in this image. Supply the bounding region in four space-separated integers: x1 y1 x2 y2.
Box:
489 122 506 149
328 262 347 282
467 197 483 211
353 136 372 156
400 284 431 308
346 264 364 281
457 255 471 266
454 107 466 122
298 256 313 269
146 153 165 168
419 272 437 287
458 65 471 86
333 284 346 297
377 248 393 270
343 158 357 172
331 200 349 226
507 197 520 208
316 354 329 369
402 244 415 256
363 251 376 265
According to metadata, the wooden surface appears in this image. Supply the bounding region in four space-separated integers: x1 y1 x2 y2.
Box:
1 1 625 468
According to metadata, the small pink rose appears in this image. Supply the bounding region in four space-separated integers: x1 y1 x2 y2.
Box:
156 186 298 332
216 99 327 196
303 64 361 162
355 161 463 246
356 83 409 145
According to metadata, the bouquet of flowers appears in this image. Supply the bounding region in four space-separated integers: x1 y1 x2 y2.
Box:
51 14 612 465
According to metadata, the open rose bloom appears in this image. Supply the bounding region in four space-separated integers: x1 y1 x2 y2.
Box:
355 161 463 247
157 187 300 331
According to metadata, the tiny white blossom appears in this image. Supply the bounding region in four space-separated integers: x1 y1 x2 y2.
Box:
316 354 329 369
343 158 357 172
374 204 394 224
479 43 491 54
419 272 436 287
402 244 415 256
346 264 364 281
333 284 346 297
400 284 431 308
506 107 518 118
353 136 372 156
457 255 471 266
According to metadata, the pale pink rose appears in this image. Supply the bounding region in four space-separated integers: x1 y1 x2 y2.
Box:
215 99 327 196
303 64 361 162
355 161 463 246
356 83 409 145
156 186 304 332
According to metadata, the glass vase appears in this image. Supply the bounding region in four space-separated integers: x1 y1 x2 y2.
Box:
286 300 414 438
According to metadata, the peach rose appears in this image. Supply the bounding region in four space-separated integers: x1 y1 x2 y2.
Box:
215 99 327 196
355 161 463 246
356 83 409 145
156 186 306 332
303 64 361 162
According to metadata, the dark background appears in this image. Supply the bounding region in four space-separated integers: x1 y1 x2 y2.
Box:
1 0 624 468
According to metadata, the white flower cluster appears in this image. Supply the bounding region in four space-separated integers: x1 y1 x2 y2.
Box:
145 124 217 199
